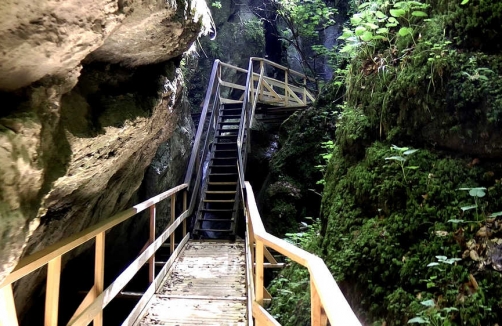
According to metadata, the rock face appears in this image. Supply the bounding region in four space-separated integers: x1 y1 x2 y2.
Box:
0 0 210 294
0 0 209 90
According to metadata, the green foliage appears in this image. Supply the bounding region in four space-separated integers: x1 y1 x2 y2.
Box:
384 145 419 182
274 0 337 76
211 1 222 9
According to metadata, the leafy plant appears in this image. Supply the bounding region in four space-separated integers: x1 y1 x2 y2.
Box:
457 187 486 220
408 299 458 325
384 145 419 182
315 140 335 186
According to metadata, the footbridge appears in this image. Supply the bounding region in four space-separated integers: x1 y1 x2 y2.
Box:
0 58 361 325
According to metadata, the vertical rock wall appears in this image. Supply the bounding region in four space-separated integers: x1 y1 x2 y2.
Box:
0 0 210 312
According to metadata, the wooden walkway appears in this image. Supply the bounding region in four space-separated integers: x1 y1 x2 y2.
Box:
138 240 247 325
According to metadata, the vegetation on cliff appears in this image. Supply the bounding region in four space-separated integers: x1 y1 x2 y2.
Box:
268 0 502 325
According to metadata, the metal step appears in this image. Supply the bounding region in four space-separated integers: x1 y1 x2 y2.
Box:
205 191 237 194
207 182 238 185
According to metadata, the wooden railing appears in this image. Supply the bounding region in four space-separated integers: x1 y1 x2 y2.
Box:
0 184 189 326
0 58 321 326
241 181 362 326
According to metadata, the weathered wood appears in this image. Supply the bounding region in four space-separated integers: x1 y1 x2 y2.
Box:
182 191 187 237
45 256 61 326
68 285 96 324
122 233 190 326
255 240 264 305
311 279 328 326
244 181 362 326
148 205 156 284
0 284 19 326
94 232 105 326
252 301 280 326
0 184 187 288
139 241 247 325
170 195 176 255
69 210 189 325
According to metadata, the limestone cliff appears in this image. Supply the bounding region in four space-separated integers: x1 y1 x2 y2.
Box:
0 0 209 292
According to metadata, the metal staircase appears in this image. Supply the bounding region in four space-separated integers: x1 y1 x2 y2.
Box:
193 103 243 237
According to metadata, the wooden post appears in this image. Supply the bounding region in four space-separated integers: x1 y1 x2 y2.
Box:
258 61 264 102
148 205 156 283
311 279 327 326
182 191 187 237
285 71 289 107
255 240 264 305
170 194 176 255
94 232 105 326
0 284 19 326
45 256 62 326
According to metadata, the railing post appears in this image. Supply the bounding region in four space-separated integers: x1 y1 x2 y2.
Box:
170 194 176 255
258 60 264 102
0 284 19 326
311 279 328 326
183 191 188 237
255 240 264 305
94 232 105 326
285 70 289 106
149 205 156 283
45 256 62 326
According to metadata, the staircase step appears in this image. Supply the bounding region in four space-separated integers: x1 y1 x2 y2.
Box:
211 157 238 160
214 142 237 145
205 191 237 194
218 122 240 125
209 173 238 176
207 182 238 185
219 115 241 119
209 165 236 168
217 128 238 131
203 199 236 203
196 228 233 232
199 218 234 222
214 149 238 152
201 208 235 212
215 135 238 138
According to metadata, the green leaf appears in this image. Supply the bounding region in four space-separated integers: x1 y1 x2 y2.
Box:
427 262 440 267
436 255 447 260
406 166 419 170
461 205 477 211
408 317 428 324
447 219 465 223
376 27 389 34
403 149 419 155
398 27 413 37
360 31 374 42
385 156 406 162
469 188 486 197
411 11 428 17
351 15 363 25
355 26 366 36
390 9 406 17
489 211 502 218
364 22 379 30
375 11 387 19
420 299 435 307
461 0 469 5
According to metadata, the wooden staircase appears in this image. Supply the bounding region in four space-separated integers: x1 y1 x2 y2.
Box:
193 103 245 237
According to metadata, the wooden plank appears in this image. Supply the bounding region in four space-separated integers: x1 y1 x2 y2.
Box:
218 77 247 91
123 233 190 326
44 256 61 326
182 191 187 237
94 232 105 326
170 195 176 255
0 284 19 326
311 279 327 326
68 285 96 324
69 210 189 326
0 184 187 288
252 301 280 326
255 240 264 305
308 257 361 326
148 205 156 283
263 247 278 264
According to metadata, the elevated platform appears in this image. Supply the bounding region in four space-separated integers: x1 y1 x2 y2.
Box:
138 240 247 325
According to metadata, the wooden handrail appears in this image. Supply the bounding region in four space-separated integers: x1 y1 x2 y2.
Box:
243 181 361 326
0 183 188 326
